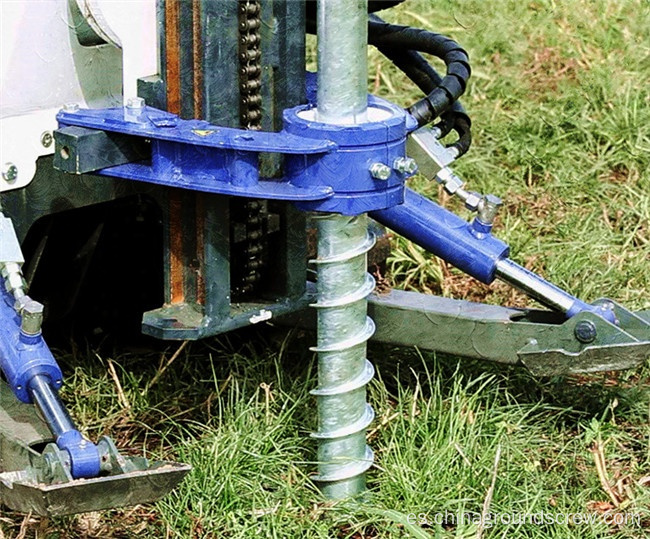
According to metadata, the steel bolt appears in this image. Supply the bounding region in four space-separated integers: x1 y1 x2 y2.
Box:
62 103 79 113
393 156 418 175
574 320 597 343
369 163 392 181
41 131 53 148
126 97 145 109
2 162 18 183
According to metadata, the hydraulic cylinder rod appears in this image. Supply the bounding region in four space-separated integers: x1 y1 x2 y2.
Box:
371 188 616 323
28 374 77 438
311 0 375 499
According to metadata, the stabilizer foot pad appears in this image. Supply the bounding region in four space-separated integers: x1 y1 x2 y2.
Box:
0 461 191 516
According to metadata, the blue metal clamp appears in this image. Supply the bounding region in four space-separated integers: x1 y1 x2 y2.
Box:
56 97 418 215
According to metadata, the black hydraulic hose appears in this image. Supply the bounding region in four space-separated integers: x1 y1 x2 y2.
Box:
368 18 471 125
306 8 473 154
449 115 472 156
374 37 472 154
372 43 441 94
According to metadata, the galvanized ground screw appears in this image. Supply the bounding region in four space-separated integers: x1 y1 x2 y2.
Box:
311 213 376 499
313 0 375 500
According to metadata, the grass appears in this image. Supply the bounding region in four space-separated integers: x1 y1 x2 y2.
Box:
2 0 649 537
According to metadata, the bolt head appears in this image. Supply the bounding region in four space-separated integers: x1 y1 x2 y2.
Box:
23 300 44 316
41 131 53 148
393 157 418 175
2 162 18 183
574 320 597 343
369 163 392 181
126 97 145 109
62 103 79 113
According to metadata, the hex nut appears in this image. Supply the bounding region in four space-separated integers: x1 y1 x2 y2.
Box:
393 157 418 174
437 169 464 194
4 272 24 292
369 163 392 180
1 262 21 278
14 295 30 313
484 194 503 208
62 103 80 113
21 299 44 335
463 191 482 211
127 97 145 109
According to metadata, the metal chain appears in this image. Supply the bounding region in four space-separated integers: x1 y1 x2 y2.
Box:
238 0 262 130
233 1 265 296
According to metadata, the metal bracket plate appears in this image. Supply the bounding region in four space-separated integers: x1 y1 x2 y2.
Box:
0 381 190 516
279 286 650 376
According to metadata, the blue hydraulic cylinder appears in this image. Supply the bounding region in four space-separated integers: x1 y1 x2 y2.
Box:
370 188 510 283
0 286 101 478
0 287 63 404
371 188 617 323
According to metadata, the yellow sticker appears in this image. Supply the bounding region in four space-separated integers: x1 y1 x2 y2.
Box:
192 129 214 137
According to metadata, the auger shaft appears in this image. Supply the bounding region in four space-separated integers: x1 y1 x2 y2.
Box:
311 0 375 499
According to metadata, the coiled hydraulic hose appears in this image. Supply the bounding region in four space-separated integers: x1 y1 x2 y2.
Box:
370 35 472 155
368 18 471 125
306 4 473 155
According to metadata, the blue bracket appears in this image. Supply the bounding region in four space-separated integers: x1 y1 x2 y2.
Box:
56 96 418 215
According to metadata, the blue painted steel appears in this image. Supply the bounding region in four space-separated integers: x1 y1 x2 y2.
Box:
370 188 510 283
0 288 62 404
371 189 619 323
57 107 336 154
57 430 101 479
56 92 617 321
56 96 418 214
282 99 418 214
57 107 335 201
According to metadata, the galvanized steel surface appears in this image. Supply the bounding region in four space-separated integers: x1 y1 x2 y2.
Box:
316 0 369 124
311 213 376 498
